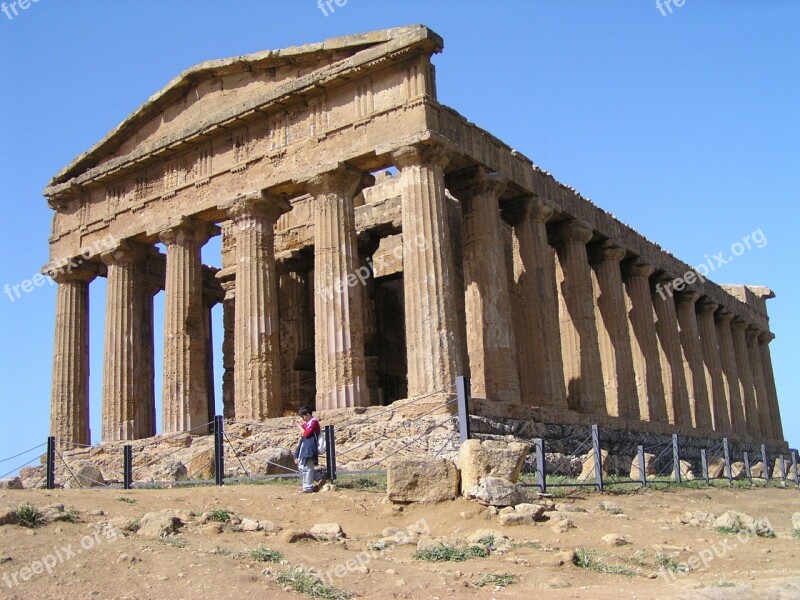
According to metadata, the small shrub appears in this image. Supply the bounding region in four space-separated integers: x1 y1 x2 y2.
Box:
16 504 44 529
792 530 800 539
208 509 232 523
413 544 488 563
276 567 352 599
476 573 517 588
367 540 389 551
656 552 688 573
711 581 736 588
250 546 282 563
156 535 186 548
573 548 637 577
125 519 140 533
714 526 738 536
511 541 544 551
63 510 80 524
212 546 233 557
116 497 137 504
476 535 496 548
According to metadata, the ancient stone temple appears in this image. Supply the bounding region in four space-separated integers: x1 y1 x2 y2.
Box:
44 26 786 449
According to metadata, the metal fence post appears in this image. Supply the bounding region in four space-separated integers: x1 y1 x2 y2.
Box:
45 436 56 490
672 434 681 484
325 425 337 482
456 375 471 444
722 438 732 484
792 450 799 487
743 451 752 484
213 415 224 486
761 444 770 483
534 438 546 493
123 445 133 490
701 449 709 484
637 445 647 487
591 424 604 492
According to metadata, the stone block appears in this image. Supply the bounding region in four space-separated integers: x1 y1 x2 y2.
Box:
467 476 528 507
579 449 608 481
459 439 529 496
387 458 459 503
629 453 656 480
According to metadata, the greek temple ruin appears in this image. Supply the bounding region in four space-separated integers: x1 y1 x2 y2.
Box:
44 26 786 450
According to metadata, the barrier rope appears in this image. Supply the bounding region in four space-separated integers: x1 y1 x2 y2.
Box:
0 443 46 464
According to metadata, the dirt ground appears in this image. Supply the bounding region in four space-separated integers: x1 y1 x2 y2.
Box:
1 480 798 600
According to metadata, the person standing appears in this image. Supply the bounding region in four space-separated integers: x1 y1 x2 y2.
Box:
293 407 320 493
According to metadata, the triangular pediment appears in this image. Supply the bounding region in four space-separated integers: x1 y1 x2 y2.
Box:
48 25 442 191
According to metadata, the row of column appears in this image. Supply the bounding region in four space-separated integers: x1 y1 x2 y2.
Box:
50 139 784 446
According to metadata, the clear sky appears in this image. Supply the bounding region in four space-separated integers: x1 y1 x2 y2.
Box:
1 1 797 474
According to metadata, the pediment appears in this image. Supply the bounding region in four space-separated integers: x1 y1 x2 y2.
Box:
47 25 442 192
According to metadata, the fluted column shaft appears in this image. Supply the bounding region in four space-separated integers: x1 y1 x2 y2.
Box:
279 265 315 414
715 310 745 436
224 193 290 420
696 301 730 433
758 332 783 441
512 199 566 408
746 327 770 439
300 164 370 410
675 292 711 429
652 276 691 427
101 243 149 442
220 280 236 420
624 261 666 423
731 320 757 438
50 268 96 448
554 220 605 415
391 143 464 400
590 242 638 419
160 219 212 433
452 169 520 405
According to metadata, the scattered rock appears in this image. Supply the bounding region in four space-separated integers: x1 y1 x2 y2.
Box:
137 511 183 538
0 556 11 564
730 462 746 480
750 462 765 479
280 528 313 543
65 462 105 488
499 513 532 526
259 520 281 534
579 449 608 481
241 447 296 477
598 501 623 515
186 452 215 480
674 460 696 481
387 458 460 503
514 503 546 520
0 507 20 526
0 478 23 490
601 533 629 546
792 513 800 533
629 453 657 480
552 550 575 567
551 518 575 534
150 460 188 482
498 506 515 516
459 439 529 495
239 518 261 532
203 523 223 535
554 503 587 513
467 476 528 507
311 523 345 541
320 483 337 492
707 457 726 479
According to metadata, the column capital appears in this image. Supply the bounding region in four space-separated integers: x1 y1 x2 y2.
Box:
222 190 292 224
745 324 762 343
623 259 654 279
554 219 593 245
730 317 749 332
696 299 719 314
676 290 701 305
156 216 216 247
387 141 452 171
446 166 508 201
714 308 734 324
758 330 776 344
294 162 374 199
100 239 148 266
48 264 99 285
591 240 626 264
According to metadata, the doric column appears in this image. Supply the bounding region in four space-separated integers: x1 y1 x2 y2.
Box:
746 327 771 439
220 279 236 420
278 254 315 415
223 192 290 420
675 292 711 430
449 168 520 405
715 309 745 436
696 300 730 433
390 142 464 401
159 218 214 433
554 219 606 415
50 267 96 448
623 260 666 423
589 241 638 419
511 198 566 409
652 274 691 427
758 332 784 441
731 318 757 438
298 163 371 410
101 241 153 442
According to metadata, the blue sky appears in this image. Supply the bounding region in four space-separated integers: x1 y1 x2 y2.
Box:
1 1 797 474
